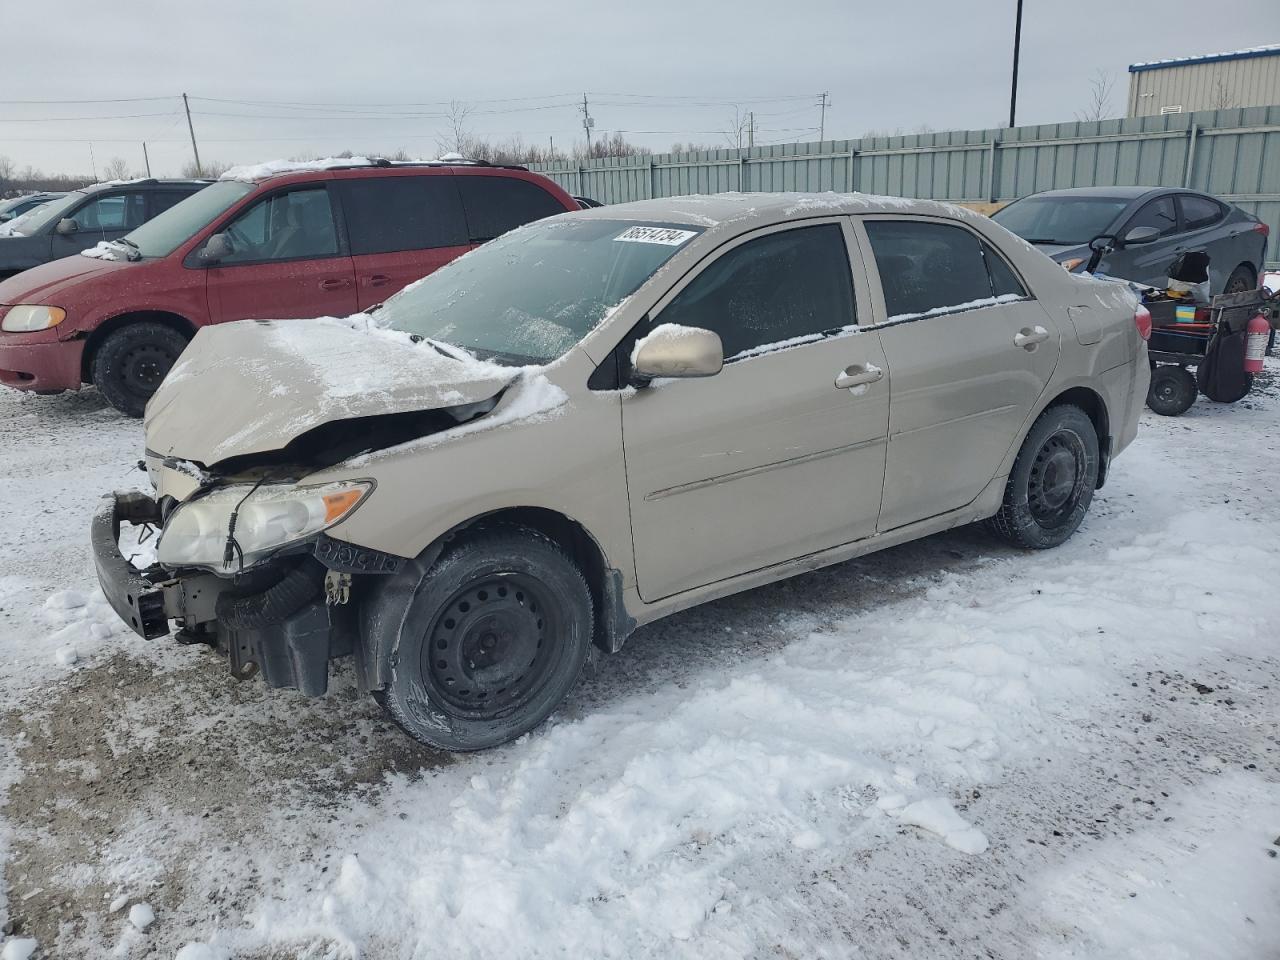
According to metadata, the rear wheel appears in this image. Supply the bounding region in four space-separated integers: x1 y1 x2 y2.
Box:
1146 365 1197 416
90 321 189 417
1223 264 1255 295
988 404 1099 550
375 525 593 751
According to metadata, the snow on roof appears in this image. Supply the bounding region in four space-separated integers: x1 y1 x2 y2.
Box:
1129 43 1280 72
219 156 377 183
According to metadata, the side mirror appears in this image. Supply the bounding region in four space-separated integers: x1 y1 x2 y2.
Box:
1122 225 1160 246
55 218 79 236
631 324 723 382
198 232 233 263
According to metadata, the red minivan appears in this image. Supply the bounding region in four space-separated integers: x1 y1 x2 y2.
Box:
0 159 578 415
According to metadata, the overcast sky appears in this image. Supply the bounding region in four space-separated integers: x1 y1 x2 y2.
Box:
1 0 1275 177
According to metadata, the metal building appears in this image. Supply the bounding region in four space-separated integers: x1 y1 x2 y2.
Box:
1128 45 1280 117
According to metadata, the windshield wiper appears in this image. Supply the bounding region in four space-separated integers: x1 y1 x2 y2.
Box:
410 335 470 362
1023 237 1065 244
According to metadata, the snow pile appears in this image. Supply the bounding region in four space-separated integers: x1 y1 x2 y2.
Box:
0 939 37 960
38 588 133 668
79 240 128 261
895 796 988 854
128 902 154 931
219 157 376 182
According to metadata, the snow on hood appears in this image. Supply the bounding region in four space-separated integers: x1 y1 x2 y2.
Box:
79 240 130 261
145 316 522 466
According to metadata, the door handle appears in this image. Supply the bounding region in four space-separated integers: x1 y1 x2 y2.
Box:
834 363 883 390
1014 326 1050 350
320 278 353 291
367 274 392 287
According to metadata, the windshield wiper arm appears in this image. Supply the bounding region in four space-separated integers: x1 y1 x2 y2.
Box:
410 335 469 361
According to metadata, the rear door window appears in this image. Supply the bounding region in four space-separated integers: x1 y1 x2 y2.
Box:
656 223 856 360
150 190 196 218
864 220 994 320
1178 194 1225 232
218 187 339 263
457 175 566 242
1124 196 1178 238
339 175 469 254
75 192 147 231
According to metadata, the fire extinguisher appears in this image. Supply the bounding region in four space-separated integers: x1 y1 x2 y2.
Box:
1244 313 1270 374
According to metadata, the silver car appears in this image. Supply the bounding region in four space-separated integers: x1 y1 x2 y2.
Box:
93 193 1151 751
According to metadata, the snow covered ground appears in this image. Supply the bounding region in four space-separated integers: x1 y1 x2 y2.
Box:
0 365 1278 959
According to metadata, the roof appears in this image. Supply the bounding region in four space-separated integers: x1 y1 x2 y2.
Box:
1129 43 1280 73
1020 186 1173 201
81 178 211 194
218 155 529 184
569 191 976 230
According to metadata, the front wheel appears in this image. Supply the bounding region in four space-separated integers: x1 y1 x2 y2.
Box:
90 321 189 417
988 404 1099 550
375 525 593 751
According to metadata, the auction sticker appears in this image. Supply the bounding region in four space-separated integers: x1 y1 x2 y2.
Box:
614 225 698 245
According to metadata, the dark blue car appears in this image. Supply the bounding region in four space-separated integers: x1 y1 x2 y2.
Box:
992 186 1269 295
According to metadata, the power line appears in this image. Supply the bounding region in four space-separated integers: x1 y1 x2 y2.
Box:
0 95 177 104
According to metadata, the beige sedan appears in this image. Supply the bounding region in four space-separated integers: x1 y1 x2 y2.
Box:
95 193 1151 750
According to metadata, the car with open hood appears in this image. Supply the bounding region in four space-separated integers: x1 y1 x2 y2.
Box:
0 159 576 415
93 192 1151 751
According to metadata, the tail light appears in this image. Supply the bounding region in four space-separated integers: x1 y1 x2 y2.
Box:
1134 304 1152 341
1253 222 1271 237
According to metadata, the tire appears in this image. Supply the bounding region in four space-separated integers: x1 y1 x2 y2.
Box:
90 321 189 417
1223 264 1255 296
988 404 1100 550
375 525 593 752
1146 365 1197 416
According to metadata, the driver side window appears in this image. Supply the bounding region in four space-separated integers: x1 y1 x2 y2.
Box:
219 188 338 263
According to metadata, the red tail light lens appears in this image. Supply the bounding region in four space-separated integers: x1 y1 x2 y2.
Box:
1254 222 1271 237
1134 304 1152 341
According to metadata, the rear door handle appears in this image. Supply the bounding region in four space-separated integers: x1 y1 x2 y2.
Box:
1014 326 1050 350
320 278 353 291
834 363 883 390
366 274 392 288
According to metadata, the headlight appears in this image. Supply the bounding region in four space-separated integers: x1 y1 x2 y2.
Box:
1 304 66 332
157 480 371 571
1061 258 1086 272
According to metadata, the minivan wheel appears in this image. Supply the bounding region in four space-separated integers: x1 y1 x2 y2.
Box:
1223 265 1255 295
90 321 189 417
988 404 1099 550
375 525 592 752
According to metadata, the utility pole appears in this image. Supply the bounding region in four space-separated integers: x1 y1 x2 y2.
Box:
747 111 755 149
580 93 595 154
1008 0 1024 128
182 92 202 176
142 141 151 177
818 91 829 141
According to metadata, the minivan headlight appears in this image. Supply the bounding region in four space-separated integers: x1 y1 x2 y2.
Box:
157 480 371 571
2 305 66 332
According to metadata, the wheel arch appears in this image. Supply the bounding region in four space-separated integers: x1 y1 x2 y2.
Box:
1044 385 1111 487
79 310 196 382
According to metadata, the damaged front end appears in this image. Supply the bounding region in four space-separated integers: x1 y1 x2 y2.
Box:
92 486 410 696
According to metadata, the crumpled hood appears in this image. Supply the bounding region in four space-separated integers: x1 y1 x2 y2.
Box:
145 316 518 466
0 249 130 304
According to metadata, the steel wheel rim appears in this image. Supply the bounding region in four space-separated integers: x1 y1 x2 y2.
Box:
423 572 560 718
1028 430 1087 529
121 342 177 397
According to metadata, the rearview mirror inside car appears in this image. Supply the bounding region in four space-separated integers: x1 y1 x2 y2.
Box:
1122 225 1161 246
55 218 79 236
198 232 233 263
631 324 724 382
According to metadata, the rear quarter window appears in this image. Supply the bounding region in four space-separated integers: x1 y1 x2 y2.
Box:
457 175 567 242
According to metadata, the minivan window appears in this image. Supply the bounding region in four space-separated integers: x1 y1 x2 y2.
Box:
1179 194 1223 231
75 192 147 232
9 192 82 236
377 218 701 365
218 188 339 263
865 220 993 320
457 176 566 242
340 176 468 255
125 180 254 258
656 224 856 359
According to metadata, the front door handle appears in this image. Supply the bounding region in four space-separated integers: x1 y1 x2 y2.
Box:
1014 326 1050 350
367 274 392 288
834 363 883 390
320 278 353 291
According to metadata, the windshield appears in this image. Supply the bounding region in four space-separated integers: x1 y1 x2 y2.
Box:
376 218 703 365
124 180 254 258
992 195 1131 246
9 192 83 236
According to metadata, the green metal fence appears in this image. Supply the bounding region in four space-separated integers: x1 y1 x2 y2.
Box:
531 105 1280 267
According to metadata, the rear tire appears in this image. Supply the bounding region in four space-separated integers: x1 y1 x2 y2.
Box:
1146 365 1197 416
90 322 189 417
1223 264 1255 295
988 404 1099 550
375 525 593 752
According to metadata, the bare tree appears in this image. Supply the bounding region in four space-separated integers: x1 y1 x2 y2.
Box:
0 155 14 195
437 101 474 156
1076 70 1116 122
1212 71 1236 110
722 106 753 150
181 159 230 178
102 156 133 181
